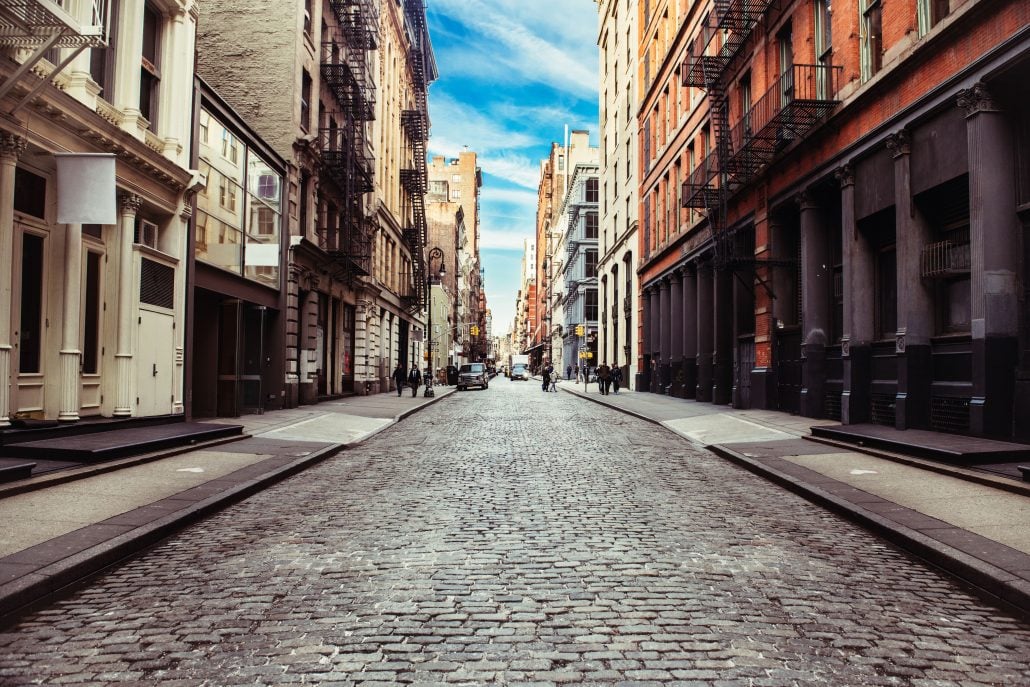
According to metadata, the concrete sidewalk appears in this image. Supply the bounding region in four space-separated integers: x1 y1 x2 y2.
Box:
0 386 455 625
560 380 1030 617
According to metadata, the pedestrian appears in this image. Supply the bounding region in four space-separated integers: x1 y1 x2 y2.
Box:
611 363 622 394
566 364 572 380
391 362 406 397
542 361 554 392
549 369 558 392
599 362 611 395
408 366 421 397
573 364 580 384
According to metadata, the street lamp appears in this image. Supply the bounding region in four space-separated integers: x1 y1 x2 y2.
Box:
424 247 445 397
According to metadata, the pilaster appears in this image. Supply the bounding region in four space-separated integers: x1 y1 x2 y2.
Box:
837 164 870 425
0 133 26 426
798 190 830 418
59 223 83 422
114 194 142 416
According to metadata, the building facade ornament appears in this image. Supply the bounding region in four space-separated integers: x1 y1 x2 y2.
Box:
885 129 911 159
0 132 27 159
834 164 854 188
957 81 1000 118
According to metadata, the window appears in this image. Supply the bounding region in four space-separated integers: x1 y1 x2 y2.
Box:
428 180 448 201
256 174 279 199
82 251 102 375
740 71 752 137
303 0 312 34
221 128 239 164
450 189 461 201
90 4 118 96
586 178 599 203
918 0 949 36
19 233 44 373
875 245 897 340
14 167 46 219
140 3 161 128
585 249 598 278
585 290 598 321
199 110 210 144
585 211 599 239
815 0 833 98
778 23 794 108
300 70 312 132
861 0 883 81
219 176 238 212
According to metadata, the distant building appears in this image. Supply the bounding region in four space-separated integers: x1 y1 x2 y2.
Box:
597 0 640 386
557 164 602 374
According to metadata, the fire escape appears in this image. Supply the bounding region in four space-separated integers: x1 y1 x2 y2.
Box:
681 0 842 269
319 0 377 280
399 0 431 314
0 0 109 111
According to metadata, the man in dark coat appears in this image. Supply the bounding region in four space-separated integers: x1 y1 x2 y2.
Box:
408 366 422 397
391 363 406 397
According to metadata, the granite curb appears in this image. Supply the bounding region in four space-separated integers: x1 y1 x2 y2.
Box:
0 442 348 627
0 392 453 628
707 443 1030 620
561 386 1030 619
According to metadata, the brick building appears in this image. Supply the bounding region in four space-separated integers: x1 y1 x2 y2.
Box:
637 0 1029 440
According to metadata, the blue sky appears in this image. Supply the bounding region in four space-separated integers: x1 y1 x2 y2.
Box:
425 0 600 335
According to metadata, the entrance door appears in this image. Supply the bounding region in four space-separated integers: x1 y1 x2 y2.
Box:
241 305 266 412
217 300 242 417
776 326 803 414
137 308 175 416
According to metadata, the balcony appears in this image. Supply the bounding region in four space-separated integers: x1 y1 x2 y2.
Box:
682 0 772 89
0 0 108 49
400 167 426 195
319 215 374 276
319 127 373 193
320 43 375 121
329 0 378 46
401 109 427 142
682 64 842 209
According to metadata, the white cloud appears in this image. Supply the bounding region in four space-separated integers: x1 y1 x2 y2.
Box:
480 154 540 190
429 0 599 99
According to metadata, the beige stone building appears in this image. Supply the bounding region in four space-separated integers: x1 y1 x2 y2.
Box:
0 0 199 424
597 0 639 384
197 0 434 399
371 0 436 385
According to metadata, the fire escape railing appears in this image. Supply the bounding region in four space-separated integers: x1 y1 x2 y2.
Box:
0 0 110 109
318 0 378 282
401 0 431 313
680 0 841 268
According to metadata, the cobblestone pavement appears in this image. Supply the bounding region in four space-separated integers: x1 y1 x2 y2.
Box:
1 382 1029 686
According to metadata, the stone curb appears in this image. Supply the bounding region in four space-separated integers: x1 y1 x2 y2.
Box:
561 387 1030 620
707 443 1030 620
0 393 453 628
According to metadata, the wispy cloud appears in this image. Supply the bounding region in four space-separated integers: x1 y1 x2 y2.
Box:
429 0 598 99
426 0 599 328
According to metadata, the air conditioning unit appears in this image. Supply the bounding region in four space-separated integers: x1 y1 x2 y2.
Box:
137 220 159 249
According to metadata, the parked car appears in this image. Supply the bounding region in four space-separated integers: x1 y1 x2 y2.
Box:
457 362 489 390
510 363 530 381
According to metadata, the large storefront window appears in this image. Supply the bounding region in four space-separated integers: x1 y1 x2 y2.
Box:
196 108 282 284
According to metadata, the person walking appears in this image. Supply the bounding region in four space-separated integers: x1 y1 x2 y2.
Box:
573 365 580 384
408 366 422 397
391 363 406 397
566 364 572 380
611 362 622 394
549 369 559 392
598 362 611 395
542 362 553 392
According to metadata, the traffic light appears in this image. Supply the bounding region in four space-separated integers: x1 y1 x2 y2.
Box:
575 324 585 336
470 325 479 336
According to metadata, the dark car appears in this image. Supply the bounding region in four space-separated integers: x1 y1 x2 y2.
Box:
510 363 530 381
457 363 489 390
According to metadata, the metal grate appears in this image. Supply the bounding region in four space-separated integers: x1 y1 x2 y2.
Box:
930 395 971 434
921 240 971 278
139 258 174 309
823 393 841 421
869 393 896 427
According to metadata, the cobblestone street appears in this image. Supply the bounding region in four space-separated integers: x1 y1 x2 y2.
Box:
1 382 1029 686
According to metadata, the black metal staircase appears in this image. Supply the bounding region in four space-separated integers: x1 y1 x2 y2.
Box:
318 0 378 282
681 0 842 268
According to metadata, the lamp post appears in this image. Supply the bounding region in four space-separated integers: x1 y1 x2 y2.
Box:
424 247 445 397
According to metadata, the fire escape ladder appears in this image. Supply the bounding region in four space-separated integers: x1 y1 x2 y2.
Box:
320 0 378 283
400 0 431 313
0 0 110 112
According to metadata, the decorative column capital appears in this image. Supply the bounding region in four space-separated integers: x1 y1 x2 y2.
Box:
885 129 911 159
0 132 26 160
794 190 817 211
834 164 855 189
119 193 143 215
957 81 1000 118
